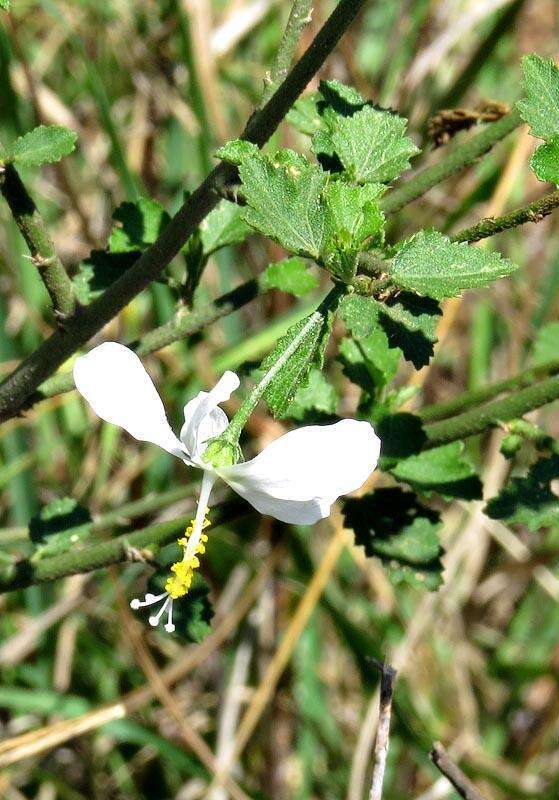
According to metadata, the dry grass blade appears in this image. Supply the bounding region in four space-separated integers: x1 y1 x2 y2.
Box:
0 564 270 768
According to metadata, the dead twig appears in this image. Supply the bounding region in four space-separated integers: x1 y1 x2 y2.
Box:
430 742 488 800
369 659 397 800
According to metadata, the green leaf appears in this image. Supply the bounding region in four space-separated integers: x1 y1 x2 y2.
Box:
391 230 517 300
376 412 426 464
343 488 444 590
110 197 171 253
286 93 323 136
311 80 367 165
261 257 319 297
517 54 559 142
530 140 559 184
260 289 343 418
339 294 379 339
322 181 385 279
390 441 482 500
73 250 137 303
484 454 559 531
7 124 77 167
331 105 418 184
532 321 559 365
341 292 441 369
29 497 91 559
199 199 250 255
0 0 10 10
284 368 339 421
338 334 395 394
339 295 400 390
237 149 327 259
377 292 441 369
216 138 259 165
148 572 213 643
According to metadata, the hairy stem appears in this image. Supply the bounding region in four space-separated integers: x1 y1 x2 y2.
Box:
381 109 522 215
452 189 559 243
420 359 559 422
423 371 559 447
261 0 314 104
0 0 367 424
0 164 76 322
0 498 249 594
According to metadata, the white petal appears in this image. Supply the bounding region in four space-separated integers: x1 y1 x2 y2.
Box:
226 488 332 525
73 342 184 457
180 371 239 460
220 419 380 524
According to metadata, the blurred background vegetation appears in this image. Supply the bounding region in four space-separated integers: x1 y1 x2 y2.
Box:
1 0 559 798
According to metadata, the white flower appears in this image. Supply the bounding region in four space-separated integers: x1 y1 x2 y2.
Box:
73 342 380 632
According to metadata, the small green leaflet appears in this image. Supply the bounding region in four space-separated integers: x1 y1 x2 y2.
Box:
517 54 559 142
339 294 379 338
0 0 10 10
259 288 343 418
5 125 77 167
298 80 417 184
343 487 444 590
484 454 559 531
199 200 250 256
378 292 441 369
284 368 339 421
391 229 517 300
338 295 399 390
74 197 170 302
376 412 426 465
390 441 482 500
331 105 418 184
339 292 441 371
322 181 385 279
517 55 559 185
286 92 323 136
110 197 170 253
261 257 319 297
338 331 399 393
218 144 326 259
532 321 559 365
29 497 91 560
530 139 559 184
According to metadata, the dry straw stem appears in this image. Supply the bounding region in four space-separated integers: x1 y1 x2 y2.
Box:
114 576 251 800
0 563 270 768
207 516 350 795
431 742 488 800
368 660 397 800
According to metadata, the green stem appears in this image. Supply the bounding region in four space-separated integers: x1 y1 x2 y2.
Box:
452 190 559 244
423 371 559 447
0 497 250 594
420 359 559 423
0 163 76 322
0 0 367 425
34 278 263 402
261 0 314 104
381 109 522 215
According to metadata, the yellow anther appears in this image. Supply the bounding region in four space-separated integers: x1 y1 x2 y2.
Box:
165 512 212 600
